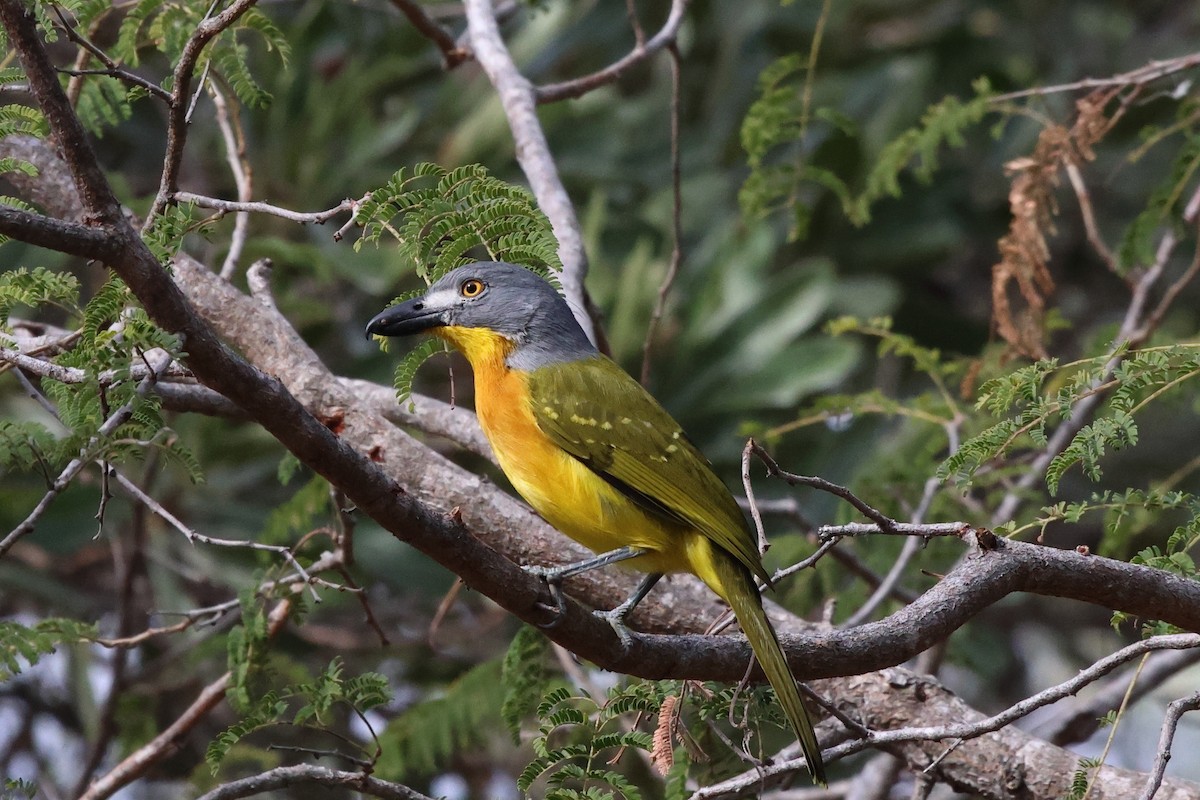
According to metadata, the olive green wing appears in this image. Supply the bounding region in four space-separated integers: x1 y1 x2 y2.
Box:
527 356 771 585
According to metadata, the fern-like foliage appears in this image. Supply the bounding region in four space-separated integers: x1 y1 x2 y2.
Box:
739 54 994 237
1012 489 1197 556
2 778 38 800
2 269 201 483
359 162 562 404
768 316 963 441
375 659 506 781
501 625 553 742
0 266 80 327
259 474 332 548
141 201 197 265
1118 125 1200 272
0 105 49 140
850 78 993 223
206 690 290 773
390 338 443 410
738 54 855 240
74 78 135 138
210 639 390 772
0 618 97 679
939 344 1200 496
518 684 663 800
356 162 561 277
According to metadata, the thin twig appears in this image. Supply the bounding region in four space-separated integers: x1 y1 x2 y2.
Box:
693 634 1200 799
640 42 683 385
209 80 253 279
535 0 692 103
741 439 770 555
80 599 294 800
624 0 646 47
842 536 923 629
989 52 1200 103
388 0 471 68
0 347 191 384
816 522 968 540
771 538 839 583
1039 646 1200 745
0 351 172 558
147 0 259 225
1136 232 1200 341
991 180 1200 525
1136 690 1200 800
1064 160 1118 272
192 763 437 800
749 440 902 534
93 618 196 648
109 469 322 603
842 475 944 628
246 257 278 311
174 191 364 228
51 5 173 103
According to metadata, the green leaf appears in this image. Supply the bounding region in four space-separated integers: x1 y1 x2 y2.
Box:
501 625 551 742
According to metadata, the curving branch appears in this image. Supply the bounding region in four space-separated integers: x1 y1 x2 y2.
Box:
194 763 436 800
387 0 471 68
78 599 294 800
461 0 595 344
148 0 259 222
534 0 692 103
174 191 367 229
1137 691 1200 800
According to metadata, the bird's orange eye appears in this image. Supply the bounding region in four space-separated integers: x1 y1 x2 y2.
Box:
460 279 485 298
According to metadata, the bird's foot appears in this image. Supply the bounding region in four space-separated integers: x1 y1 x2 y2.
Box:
592 605 636 650
523 564 568 628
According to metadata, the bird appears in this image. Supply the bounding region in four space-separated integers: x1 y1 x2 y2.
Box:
366 260 826 785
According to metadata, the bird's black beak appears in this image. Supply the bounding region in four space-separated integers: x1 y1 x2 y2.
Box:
365 296 445 338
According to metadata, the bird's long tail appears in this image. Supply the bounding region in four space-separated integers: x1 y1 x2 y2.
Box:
709 550 827 785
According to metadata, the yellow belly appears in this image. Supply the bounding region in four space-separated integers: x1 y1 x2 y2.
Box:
439 326 692 575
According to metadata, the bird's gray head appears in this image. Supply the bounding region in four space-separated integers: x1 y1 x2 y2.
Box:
365 262 597 368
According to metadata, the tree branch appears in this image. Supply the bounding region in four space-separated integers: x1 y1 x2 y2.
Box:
461 0 596 344
78 599 294 800
535 0 692 103
387 0 471 68
148 0 259 222
194 763 437 800
0 206 120 259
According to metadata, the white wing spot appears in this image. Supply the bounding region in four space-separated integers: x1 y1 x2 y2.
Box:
672 430 681 439
601 421 613 430
666 444 678 453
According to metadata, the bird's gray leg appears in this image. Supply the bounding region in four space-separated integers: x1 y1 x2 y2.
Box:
524 546 647 629
593 572 662 648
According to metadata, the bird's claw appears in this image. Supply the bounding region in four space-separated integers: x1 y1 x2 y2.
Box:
592 606 635 650
524 564 568 628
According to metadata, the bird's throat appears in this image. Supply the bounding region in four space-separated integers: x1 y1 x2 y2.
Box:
434 326 517 376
